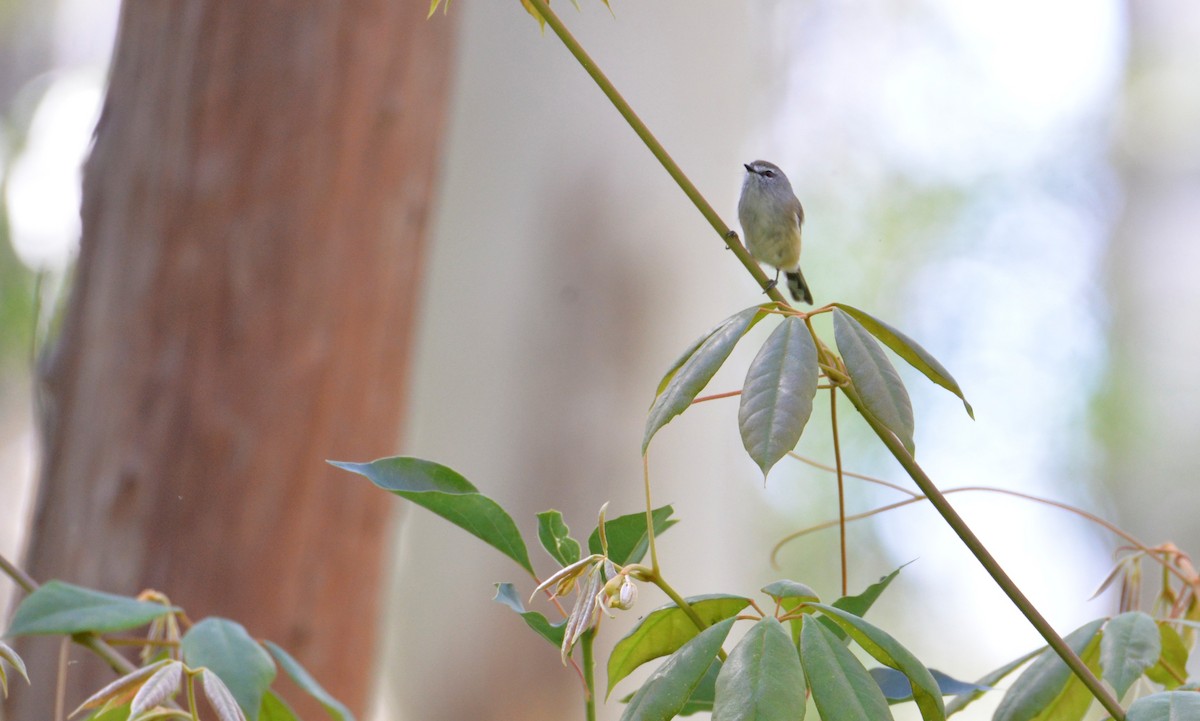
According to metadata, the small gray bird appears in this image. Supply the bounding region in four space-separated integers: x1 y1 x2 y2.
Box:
737 160 813 305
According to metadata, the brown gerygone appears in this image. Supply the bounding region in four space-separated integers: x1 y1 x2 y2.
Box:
737 160 813 304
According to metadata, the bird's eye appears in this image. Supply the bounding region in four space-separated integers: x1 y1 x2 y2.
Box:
763 170 775 178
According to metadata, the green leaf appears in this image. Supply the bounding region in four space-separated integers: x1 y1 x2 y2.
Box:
1145 622 1189 690
588 505 676 566
738 316 820 478
1126 691 1200 720
833 308 916 455
644 305 769 452
678 660 722 716
869 667 990 702
330 457 533 574
992 619 1104 721
181 618 276 721
800 616 894 721
426 0 440 18
537 510 582 566
761 581 820 604
493 583 567 648
944 647 1044 717
608 594 750 697
5 581 176 637
832 304 973 419
620 617 736 721
263 641 354 721
1101 611 1160 699
259 691 300 721
808 603 943 721
713 617 806 721
819 565 905 642
762 580 820 644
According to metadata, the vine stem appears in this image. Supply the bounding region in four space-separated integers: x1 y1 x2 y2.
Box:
523 0 787 306
830 387 847 596
524 1 1124 717
581 629 597 721
838 384 1125 720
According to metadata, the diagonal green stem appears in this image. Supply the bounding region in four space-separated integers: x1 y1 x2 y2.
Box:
839 384 1125 720
524 1 1124 717
524 0 787 306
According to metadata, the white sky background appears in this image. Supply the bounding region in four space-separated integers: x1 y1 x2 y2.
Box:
5 0 1197 718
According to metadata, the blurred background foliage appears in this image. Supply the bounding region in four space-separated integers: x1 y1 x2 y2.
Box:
2 1 1199 719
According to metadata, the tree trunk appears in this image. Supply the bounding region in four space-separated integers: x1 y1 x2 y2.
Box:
8 1 455 717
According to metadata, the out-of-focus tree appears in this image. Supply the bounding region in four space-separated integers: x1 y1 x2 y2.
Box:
5 1 455 718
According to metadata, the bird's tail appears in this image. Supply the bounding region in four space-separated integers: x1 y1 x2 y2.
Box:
787 269 813 305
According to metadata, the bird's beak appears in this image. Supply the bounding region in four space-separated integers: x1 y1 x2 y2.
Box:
743 163 754 173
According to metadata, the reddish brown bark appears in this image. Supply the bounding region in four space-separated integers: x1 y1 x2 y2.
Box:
9 1 455 717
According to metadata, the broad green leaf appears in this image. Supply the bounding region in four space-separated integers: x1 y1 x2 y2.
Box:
588 505 676 566
263 640 355 721
809 603 943 721
608 594 750 697
762 580 820 644
713 617 806 721
1126 691 1200 720
761 581 820 604
992 619 1104 721
330 457 533 574
944 647 1044 717
1101 611 1160 699
259 691 301 721
738 316 820 477
869 667 990 702
620 617 736 721
493 583 567 648
800 616 894 721
833 309 916 455
1145 622 1189 689
644 305 769 452
181 618 275 721
537 510 581 566
5 581 176 637
832 304 973 419
679 660 722 716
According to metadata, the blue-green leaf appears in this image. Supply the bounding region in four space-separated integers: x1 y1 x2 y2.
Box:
644 305 769 452
833 308 915 455
870 667 991 702
944 647 1044 717
181 618 276 721
493 583 567 648
330 457 533 574
1101 611 1160 699
263 641 354 721
5 581 176 637
620 618 736 721
739 316 820 478
713 617 806 721
800 616 894 721
832 304 973 419
1126 691 1200 720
